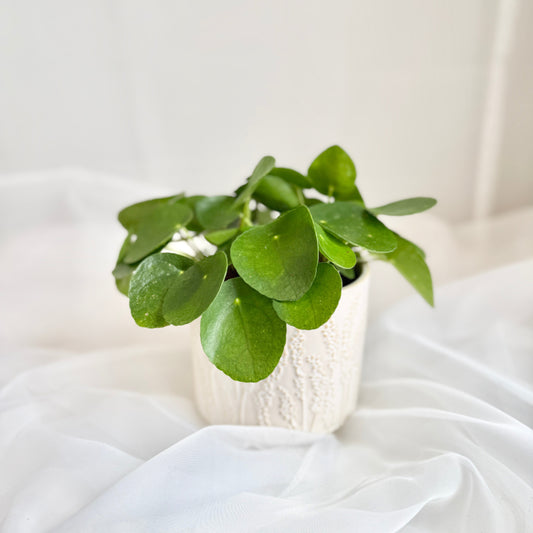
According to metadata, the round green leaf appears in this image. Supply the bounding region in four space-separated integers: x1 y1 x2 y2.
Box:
273 263 342 330
268 167 311 188
113 234 169 295
204 227 239 246
113 234 137 295
178 195 207 232
231 206 318 301
370 197 437 216
337 184 364 204
113 261 136 296
375 236 434 306
308 145 356 198
233 155 276 207
253 175 301 212
128 253 195 328
196 196 241 231
337 265 357 281
124 202 193 264
310 202 397 253
118 194 184 230
305 197 324 207
315 223 356 269
163 252 228 326
200 278 287 382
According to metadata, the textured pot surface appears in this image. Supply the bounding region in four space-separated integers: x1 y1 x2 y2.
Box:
191 264 370 433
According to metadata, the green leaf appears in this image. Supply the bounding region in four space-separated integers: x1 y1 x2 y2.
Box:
196 196 241 231
412 242 427 259
179 195 207 232
253 207 275 226
338 184 364 204
370 197 437 216
375 236 434 306
216 240 234 265
268 167 311 188
308 145 356 198
310 202 397 253
305 197 323 207
315 223 356 269
118 194 184 230
123 202 193 264
163 252 228 326
231 206 318 301
253 175 301 211
113 234 169 295
113 234 136 295
200 277 286 382
273 263 342 330
337 266 356 280
115 273 133 296
113 261 136 296
128 253 195 328
233 155 276 207
204 228 239 246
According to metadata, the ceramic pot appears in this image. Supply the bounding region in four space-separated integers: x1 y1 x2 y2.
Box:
191 263 370 433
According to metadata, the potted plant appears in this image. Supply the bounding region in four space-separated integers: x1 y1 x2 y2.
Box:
113 146 436 433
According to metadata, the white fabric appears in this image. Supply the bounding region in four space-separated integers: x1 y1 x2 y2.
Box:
0 171 532 532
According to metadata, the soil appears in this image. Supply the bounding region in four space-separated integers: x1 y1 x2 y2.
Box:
340 262 363 287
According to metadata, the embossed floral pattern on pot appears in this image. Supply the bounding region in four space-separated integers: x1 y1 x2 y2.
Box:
192 263 370 433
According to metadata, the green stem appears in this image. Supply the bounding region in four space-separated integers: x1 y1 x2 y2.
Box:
327 185 334 203
240 202 253 230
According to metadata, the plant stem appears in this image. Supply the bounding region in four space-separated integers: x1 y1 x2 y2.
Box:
240 202 252 230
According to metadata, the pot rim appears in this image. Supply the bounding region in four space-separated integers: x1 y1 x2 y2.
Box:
341 260 370 293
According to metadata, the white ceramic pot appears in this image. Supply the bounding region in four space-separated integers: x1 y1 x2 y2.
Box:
191 263 370 433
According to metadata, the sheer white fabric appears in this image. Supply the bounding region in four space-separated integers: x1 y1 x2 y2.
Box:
0 172 531 532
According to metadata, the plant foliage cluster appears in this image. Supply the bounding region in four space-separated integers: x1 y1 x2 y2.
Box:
113 146 436 382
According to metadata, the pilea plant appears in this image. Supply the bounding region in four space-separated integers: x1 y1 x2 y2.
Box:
113 146 436 382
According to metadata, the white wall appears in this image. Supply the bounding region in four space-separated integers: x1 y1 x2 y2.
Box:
0 0 531 221
492 0 533 215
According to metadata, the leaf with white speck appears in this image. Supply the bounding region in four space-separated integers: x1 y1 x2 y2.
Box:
200 277 286 382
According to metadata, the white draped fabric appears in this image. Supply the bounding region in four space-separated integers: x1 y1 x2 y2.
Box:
0 173 532 532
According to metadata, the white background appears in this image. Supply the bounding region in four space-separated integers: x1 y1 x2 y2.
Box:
1 4 533 529
0 0 531 222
